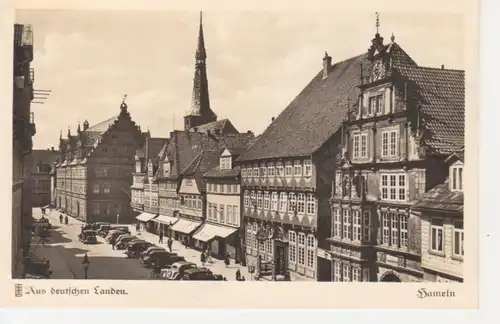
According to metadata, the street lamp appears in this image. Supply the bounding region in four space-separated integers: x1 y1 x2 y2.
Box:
82 253 90 279
116 213 120 225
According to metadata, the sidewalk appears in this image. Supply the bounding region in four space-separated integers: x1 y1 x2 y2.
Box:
29 242 77 279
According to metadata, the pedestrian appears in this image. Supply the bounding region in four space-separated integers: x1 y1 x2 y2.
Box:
224 252 230 267
158 231 164 244
111 236 116 250
59 214 63 224
235 268 241 281
200 251 206 266
64 215 68 225
167 237 173 253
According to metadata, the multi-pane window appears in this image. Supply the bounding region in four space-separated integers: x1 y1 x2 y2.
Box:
333 208 341 237
279 192 287 212
304 160 312 177
276 162 284 178
257 191 263 209
219 205 225 223
451 166 464 191
352 267 361 282
343 264 351 282
294 160 302 177
369 96 377 115
253 166 259 177
369 94 383 115
453 220 464 257
241 168 247 178
232 206 238 226
333 261 341 282
297 233 306 266
382 213 390 244
431 218 444 252
268 163 275 177
285 161 293 177
297 193 305 213
382 130 398 157
271 192 278 211
400 215 408 248
289 231 297 264
391 213 399 246
208 203 213 220
381 173 406 201
306 235 315 269
93 184 100 193
263 191 270 210
343 209 351 239
288 193 296 213
259 237 265 253
363 211 371 242
267 227 274 255
353 134 368 159
353 134 360 159
306 194 315 215
353 210 361 241
260 164 267 178
226 207 232 224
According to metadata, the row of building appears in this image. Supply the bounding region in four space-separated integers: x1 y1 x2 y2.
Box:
49 14 464 283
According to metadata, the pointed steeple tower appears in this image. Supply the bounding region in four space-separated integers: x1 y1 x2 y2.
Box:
184 11 217 131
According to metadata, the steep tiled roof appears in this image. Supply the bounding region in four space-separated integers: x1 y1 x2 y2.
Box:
396 65 465 154
203 166 240 179
189 118 238 135
31 149 59 171
136 137 169 159
180 150 221 192
411 179 463 213
444 146 465 164
203 134 254 178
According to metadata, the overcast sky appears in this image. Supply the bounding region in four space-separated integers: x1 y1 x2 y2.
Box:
15 10 464 149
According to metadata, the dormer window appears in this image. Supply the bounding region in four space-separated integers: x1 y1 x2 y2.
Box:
163 161 171 177
450 165 463 191
220 156 232 170
369 94 384 115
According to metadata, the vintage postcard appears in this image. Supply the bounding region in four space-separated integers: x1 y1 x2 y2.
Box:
1 0 479 309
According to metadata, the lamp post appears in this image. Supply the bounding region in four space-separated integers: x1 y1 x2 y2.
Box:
116 213 120 225
82 253 90 279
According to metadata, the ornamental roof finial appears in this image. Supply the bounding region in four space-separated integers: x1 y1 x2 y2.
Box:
375 12 380 35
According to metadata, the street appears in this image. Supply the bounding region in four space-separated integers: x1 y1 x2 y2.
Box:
32 208 251 280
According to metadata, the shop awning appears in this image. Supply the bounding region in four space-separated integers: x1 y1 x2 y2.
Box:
152 215 179 226
136 212 156 222
170 218 202 235
192 222 238 242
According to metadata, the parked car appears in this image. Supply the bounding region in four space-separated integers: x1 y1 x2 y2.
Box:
106 230 127 243
140 246 166 260
99 225 129 237
91 222 110 231
180 268 217 281
141 251 176 267
151 255 186 269
163 261 197 280
78 230 98 244
24 252 52 278
115 235 138 249
124 241 154 258
32 218 51 232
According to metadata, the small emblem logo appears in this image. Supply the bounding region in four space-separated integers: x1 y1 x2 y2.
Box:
15 283 23 297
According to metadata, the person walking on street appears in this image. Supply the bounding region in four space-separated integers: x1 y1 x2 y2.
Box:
59 214 63 224
167 237 173 253
224 252 231 267
200 251 206 266
111 236 116 250
64 215 68 225
158 231 164 244
235 268 241 281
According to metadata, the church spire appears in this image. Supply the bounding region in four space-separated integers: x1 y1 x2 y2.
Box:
196 11 206 62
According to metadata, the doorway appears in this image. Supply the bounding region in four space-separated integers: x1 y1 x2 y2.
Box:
380 272 402 282
274 240 288 275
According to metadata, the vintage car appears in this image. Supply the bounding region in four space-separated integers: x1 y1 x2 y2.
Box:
24 252 52 279
32 218 51 232
99 225 129 237
90 222 110 231
115 235 138 249
151 255 186 269
163 261 197 280
78 230 98 244
123 240 154 258
180 268 217 281
106 230 128 242
141 251 176 266
140 246 166 260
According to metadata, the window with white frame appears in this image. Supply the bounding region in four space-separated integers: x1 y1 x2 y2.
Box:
353 133 368 159
250 191 256 209
333 261 341 282
268 163 275 177
353 210 361 241
400 215 408 248
263 191 270 210
257 191 263 209
288 193 296 213
306 194 315 215
391 213 399 246
343 263 351 282
285 161 293 177
353 134 360 159
246 225 252 254
381 173 406 201
260 164 267 178
297 233 306 266
361 134 367 158
93 203 100 214
259 235 265 253
227 184 232 194
343 208 351 239
93 184 99 193
451 165 464 191
352 267 361 282
241 168 247 179
219 205 225 223
266 228 273 256
253 166 259 177
271 192 278 211
226 206 232 224
208 203 213 220
382 212 390 244
289 231 297 264
275 162 284 178
363 211 371 242
306 235 315 269
381 130 398 157
279 192 287 212
294 160 302 177
430 218 444 253
304 160 312 177
453 220 464 257
297 193 305 213
334 208 341 237
232 206 238 225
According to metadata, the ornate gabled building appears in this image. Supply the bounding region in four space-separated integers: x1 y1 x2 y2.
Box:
412 148 464 282
132 133 169 228
55 98 144 223
27 148 59 207
328 25 464 282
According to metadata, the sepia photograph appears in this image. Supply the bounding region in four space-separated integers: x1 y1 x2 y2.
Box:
4 0 479 309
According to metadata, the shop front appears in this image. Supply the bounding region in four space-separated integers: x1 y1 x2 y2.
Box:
191 222 238 259
170 217 202 248
151 214 179 238
135 212 156 233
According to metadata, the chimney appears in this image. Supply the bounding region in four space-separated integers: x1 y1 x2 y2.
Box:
322 51 332 79
83 120 89 131
247 130 253 134
441 64 445 69
271 117 275 122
